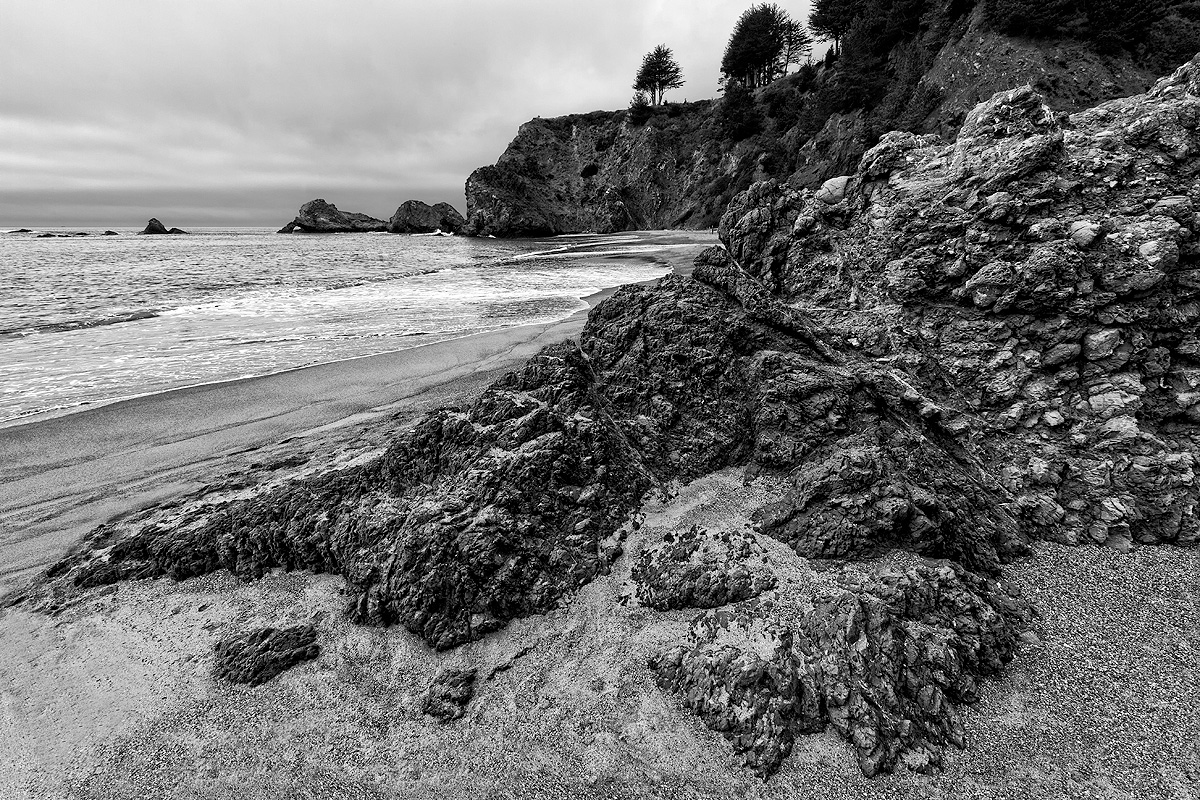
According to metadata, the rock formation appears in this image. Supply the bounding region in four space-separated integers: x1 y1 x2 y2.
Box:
463 105 727 237
141 218 188 234
388 200 466 234
420 667 477 722
212 624 320 685
19 57 1200 780
277 199 387 233
630 525 776 610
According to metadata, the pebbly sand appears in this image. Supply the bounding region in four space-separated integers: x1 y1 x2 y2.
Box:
2 228 1198 799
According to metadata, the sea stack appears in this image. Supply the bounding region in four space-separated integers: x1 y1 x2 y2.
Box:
387 200 466 234
277 199 388 233
141 218 188 234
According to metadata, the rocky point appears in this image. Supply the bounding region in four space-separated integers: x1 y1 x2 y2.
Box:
16 56 1200 781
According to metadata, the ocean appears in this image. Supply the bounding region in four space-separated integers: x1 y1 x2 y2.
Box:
0 227 672 424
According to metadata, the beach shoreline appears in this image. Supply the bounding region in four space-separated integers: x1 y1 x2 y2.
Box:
0 230 713 595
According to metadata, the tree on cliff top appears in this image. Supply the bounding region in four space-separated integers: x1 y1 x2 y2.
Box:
721 3 813 89
634 45 685 106
808 0 857 54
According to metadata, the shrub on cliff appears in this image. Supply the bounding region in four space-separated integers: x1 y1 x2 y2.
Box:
628 91 654 125
718 81 763 141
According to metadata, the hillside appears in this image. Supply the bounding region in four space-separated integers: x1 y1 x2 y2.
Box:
464 2 1166 237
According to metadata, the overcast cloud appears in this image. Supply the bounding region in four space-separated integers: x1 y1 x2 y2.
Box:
0 1 816 226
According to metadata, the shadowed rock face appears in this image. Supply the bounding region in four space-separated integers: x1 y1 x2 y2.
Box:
388 200 466 234
22 59 1200 780
278 199 387 233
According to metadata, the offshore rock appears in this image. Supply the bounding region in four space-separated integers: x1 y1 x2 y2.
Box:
278 199 387 233
651 563 1032 778
420 667 477 722
388 200 466 234
141 218 187 235
631 525 776 611
213 624 320 685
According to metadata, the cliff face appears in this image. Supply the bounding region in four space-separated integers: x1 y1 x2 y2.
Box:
464 105 737 236
19 57 1200 784
466 6 1160 237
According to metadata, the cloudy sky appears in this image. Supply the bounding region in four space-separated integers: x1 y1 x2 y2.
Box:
1 0 817 227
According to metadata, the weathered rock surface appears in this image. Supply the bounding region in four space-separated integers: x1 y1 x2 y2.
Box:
722 57 1200 552
463 105 730 237
631 525 776 610
278 199 387 233
22 58 1200 781
420 667 477 722
212 624 319 685
651 562 1032 778
141 218 188 235
388 200 466 234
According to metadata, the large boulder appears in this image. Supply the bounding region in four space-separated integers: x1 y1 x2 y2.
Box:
212 624 319 685
387 200 466 234
278 199 387 233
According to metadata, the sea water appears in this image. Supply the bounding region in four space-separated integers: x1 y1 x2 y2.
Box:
0 228 671 423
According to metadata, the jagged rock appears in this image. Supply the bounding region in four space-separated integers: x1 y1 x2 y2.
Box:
631 525 776 610
649 602 823 777
420 667 477 722
722 57 1200 550
388 200 466 234
278 199 387 233
141 218 187 235
651 562 1032 778
213 624 319 685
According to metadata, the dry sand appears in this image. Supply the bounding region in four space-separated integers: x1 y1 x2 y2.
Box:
2 228 1198 799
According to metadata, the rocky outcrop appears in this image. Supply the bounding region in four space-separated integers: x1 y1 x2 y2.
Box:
651 563 1033 777
388 200 465 234
463 105 730 237
213 624 320 685
420 667 477 722
278 199 387 233
21 58 1200 781
141 218 188 235
630 526 776 610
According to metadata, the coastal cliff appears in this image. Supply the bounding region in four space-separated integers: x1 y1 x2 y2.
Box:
464 4 1159 238
463 105 730 236
22 58 1200 781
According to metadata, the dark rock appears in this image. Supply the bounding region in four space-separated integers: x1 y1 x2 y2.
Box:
102 230 119 236
420 667 477 722
141 218 187 235
651 562 1032 778
213 624 319 685
8 228 32 233
278 199 387 233
35 233 58 238
387 200 466 234
631 525 776 610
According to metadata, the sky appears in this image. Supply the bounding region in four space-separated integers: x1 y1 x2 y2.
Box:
0 0 816 227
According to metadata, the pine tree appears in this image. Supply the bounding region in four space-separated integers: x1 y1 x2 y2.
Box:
809 0 858 54
721 3 811 88
633 45 685 106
